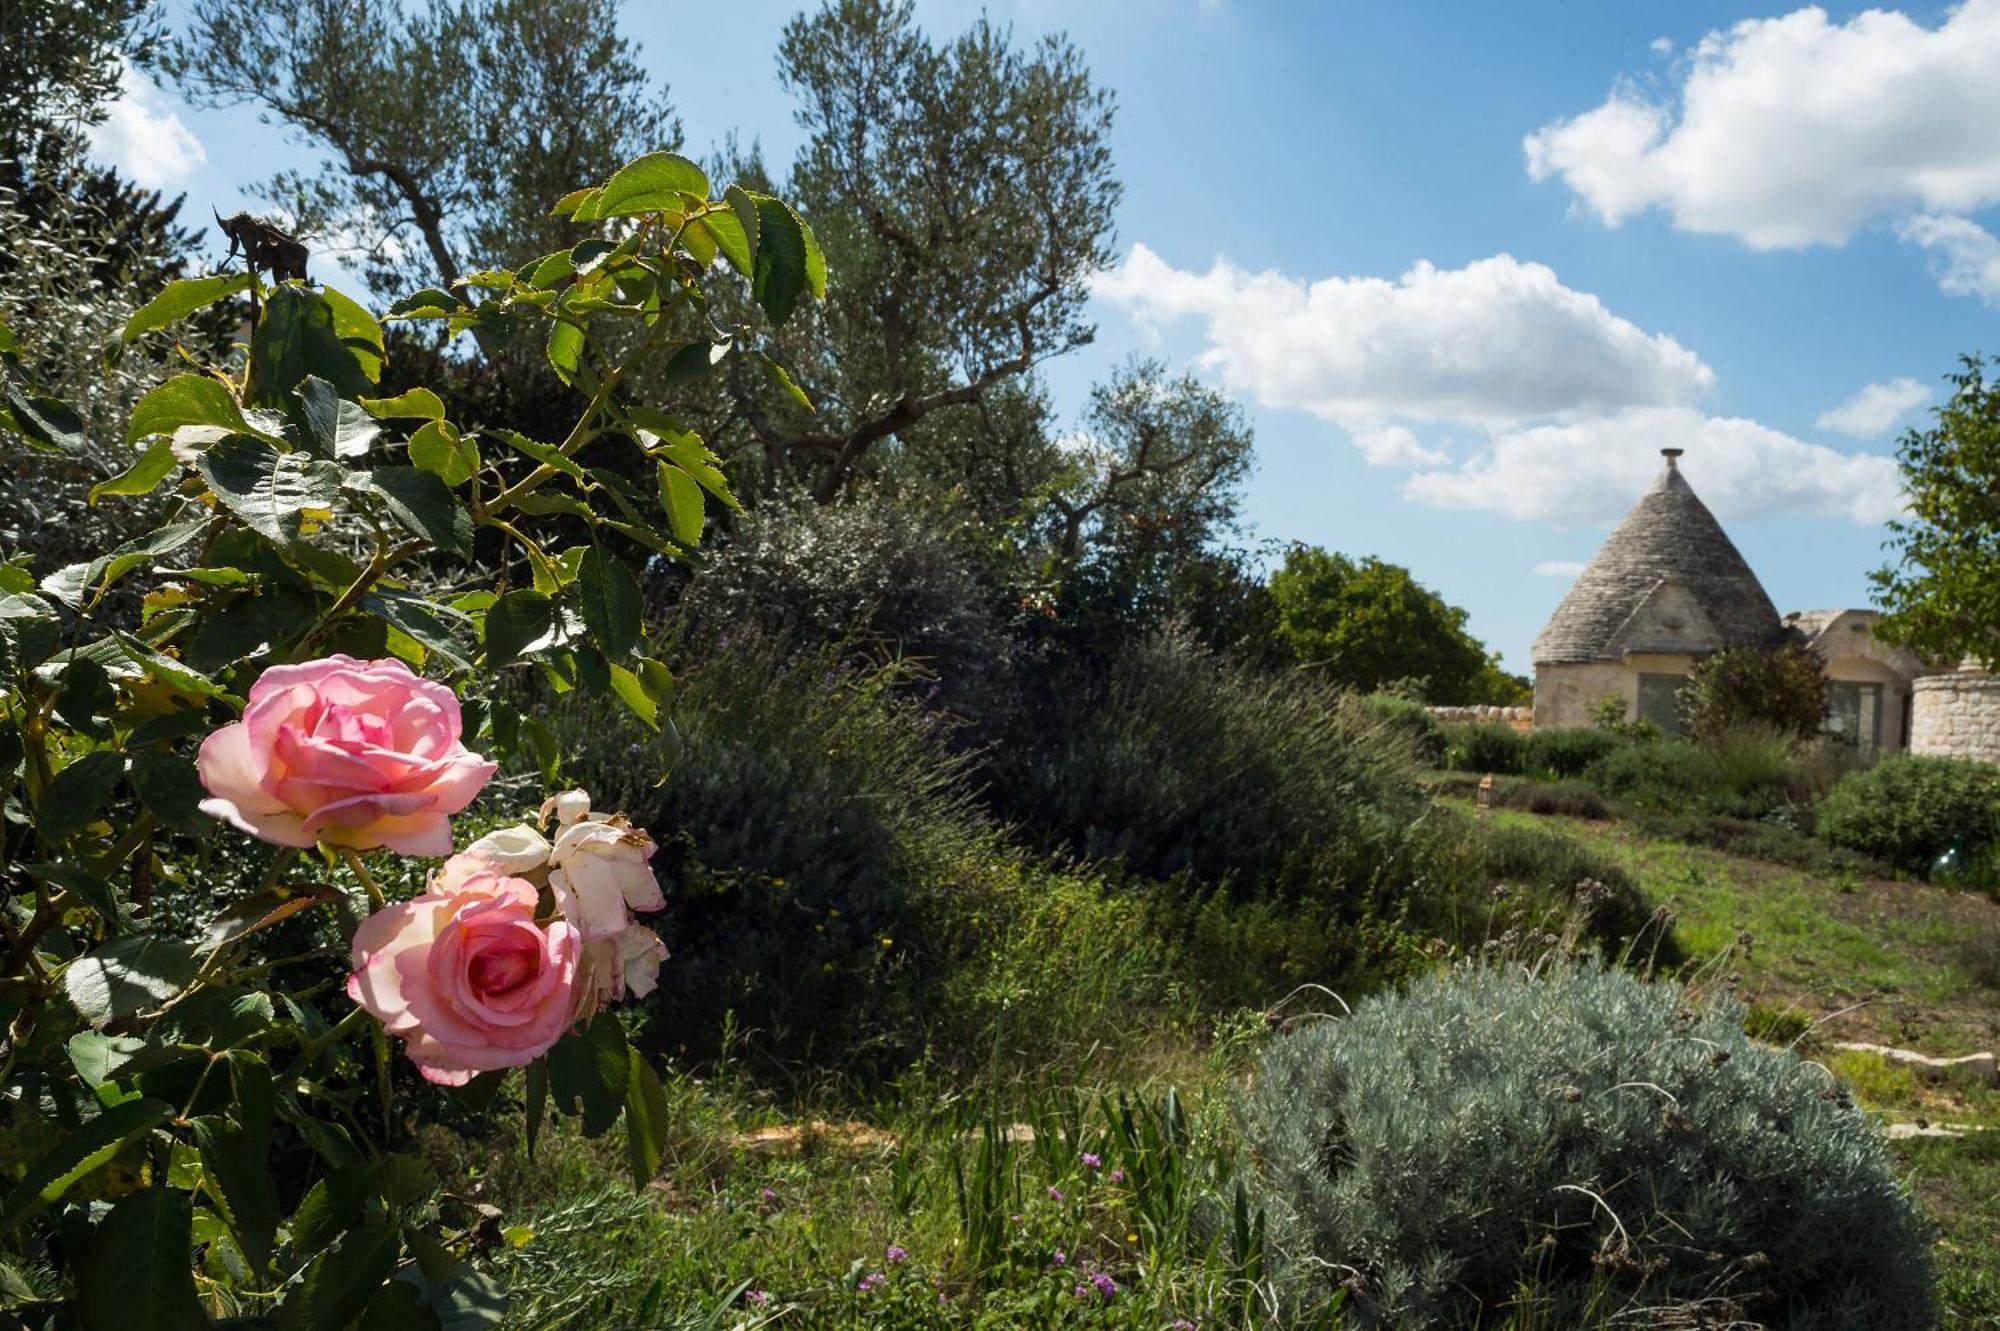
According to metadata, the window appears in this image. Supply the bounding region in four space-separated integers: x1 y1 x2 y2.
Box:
1636 673 1688 734
1827 681 1883 752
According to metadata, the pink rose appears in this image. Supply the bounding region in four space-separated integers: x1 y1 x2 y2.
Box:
198 655 495 856
346 867 579 1085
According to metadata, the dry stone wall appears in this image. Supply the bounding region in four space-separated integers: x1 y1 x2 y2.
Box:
1429 705 1533 733
1910 671 2000 763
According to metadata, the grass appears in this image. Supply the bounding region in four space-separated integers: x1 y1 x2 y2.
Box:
1477 805 2000 1330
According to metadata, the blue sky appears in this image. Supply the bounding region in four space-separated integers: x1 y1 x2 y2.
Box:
94 1 2000 671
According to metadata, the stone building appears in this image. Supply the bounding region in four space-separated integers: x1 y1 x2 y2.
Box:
1529 448 1939 754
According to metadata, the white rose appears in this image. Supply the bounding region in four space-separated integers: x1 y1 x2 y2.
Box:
455 823 552 875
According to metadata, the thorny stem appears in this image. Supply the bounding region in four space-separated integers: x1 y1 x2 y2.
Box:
341 848 387 912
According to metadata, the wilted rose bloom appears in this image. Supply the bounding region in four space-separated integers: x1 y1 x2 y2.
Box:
346 866 579 1085
549 815 665 939
198 655 494 855
574 922 669 1020
454 823 553 875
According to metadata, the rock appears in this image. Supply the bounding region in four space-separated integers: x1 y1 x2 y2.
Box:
1833 1041 1999 1085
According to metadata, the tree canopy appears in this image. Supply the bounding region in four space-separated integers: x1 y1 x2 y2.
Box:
1872 354 2000 670
1268 545 1524 703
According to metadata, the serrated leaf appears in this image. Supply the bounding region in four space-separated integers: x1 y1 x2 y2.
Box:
1 1099 175 1235
282 1224 402 1331
550 187 598 218
120 273 250 343
756 350 815 412
4 383 86 453
595 152 710 218
386 288 463 318
195 1114 280 1272
248 286 372 407
698 209 751 277
656 463 705 546
492 428 586 482
659 339 727 389
77 1189 207 1331
623 1050 670 1185
90 437 179 504
547 1016 628 1137
40 750 125 844
22 860 122 930
323 285 385 384
360 589 473 671
127 373 249 445
353 466 474 557
483 590 556 667
359 387 446 420
576 547 642 660
606 661 658 730
292 375 380 459
408 420 478 486
130 748 211 834
65 935 196 1026
748 193 812 326
197 435 345 544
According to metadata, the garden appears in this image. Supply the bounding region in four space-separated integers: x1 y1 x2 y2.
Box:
4 2 2000 1328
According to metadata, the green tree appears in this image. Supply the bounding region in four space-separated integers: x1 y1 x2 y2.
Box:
1269 545 1518 702
163 0 676 291
0 0 156 160
1872 354 2000 669
1678 643 1829 742
729 0 1119 500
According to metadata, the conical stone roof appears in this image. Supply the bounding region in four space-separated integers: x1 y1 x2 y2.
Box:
1532 452 1784 666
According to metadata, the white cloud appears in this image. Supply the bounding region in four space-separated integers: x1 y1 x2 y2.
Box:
1816 376 1932 438
1403 407 1904 526
1648 36 1675 56
1525 1 2000 250
1352 425 1448 469
85 60 206 191
1534 560 1588 577
1897 213 2000 303
1091 243 1713 430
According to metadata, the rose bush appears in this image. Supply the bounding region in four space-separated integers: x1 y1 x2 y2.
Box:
0 143 824 1325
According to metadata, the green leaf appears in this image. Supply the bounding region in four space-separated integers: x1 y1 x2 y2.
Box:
656 463 705 546
353 467 474 557
290 1166 370 1262
659 339 727 389
194 1114 280 1272
697 209 751 277
4 383 87 453
282 1225 402 1331
748 193 812 326
408 420 478 487
546 307 585 386
197 435 345 544
360 589 473 671
126 373 249 445
23 860 123 930
577 547 642 660
360 1281 438 1331
248 286 372 407
547 1015 629 1137
492 428 586 482
757 351 815 412
40 749 125 843
386 288 463 319
67 1032 154 1087
524 1059 548 1160
549 186 598 218
623 1049 671 1186
605 660 658 730
120 273 250 343
593 152 710 218
292 375 381 459
130 749 209 834
89 437 178 504
77 1189 207 1331
483 590 556 667
65 935 197 1026
1 1098 175 1234
360 388 446 421
324 286 386 384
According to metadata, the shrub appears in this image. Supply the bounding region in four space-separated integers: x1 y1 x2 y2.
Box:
1587 737 1718 810
1521 726 1621 779
1679 643 1830 741
556 637 1177 1077
1502 778 1611 820
1237 964 1935 1329
1817 755 2000 875
1361 691 1445 765
1441 722 1526 775
1010 629 1424 901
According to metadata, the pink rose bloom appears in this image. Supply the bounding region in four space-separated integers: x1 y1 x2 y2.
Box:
198 655 495 856
346 867 579 1085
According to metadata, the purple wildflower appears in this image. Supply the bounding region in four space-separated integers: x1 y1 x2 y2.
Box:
1081 1152 1101 1170
1109 1168 1126 1183
1048 1185 1064 1201
886 1245 908 1265
1090 1271 1118 1301
1051 1250 1067 1267
744 1289 771 1308
858 1271 887 1293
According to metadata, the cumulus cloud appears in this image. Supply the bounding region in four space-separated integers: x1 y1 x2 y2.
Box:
1897 213 2000 304
1352 426 1448 468
1091 243 1713 430
1402 407 1904 527
1525 1 2000 250
1816 376 1932 438
85 60 205 191
1534 560 1588 577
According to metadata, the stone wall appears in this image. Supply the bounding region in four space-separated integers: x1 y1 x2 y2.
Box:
1428 705 1533 732
1910 671 2000 763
